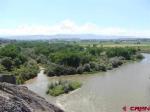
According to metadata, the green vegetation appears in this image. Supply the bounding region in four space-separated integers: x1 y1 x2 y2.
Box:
106 47 136 59
12 63 39 84
0 40 146 84
46 80 82 96
0 44 39 84
45 44 141 76
135 53 144 59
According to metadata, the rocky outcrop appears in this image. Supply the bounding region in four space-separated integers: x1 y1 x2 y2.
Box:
0 82 64 112
0 74 16 84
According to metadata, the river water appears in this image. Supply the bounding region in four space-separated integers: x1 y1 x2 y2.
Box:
25 53 150 112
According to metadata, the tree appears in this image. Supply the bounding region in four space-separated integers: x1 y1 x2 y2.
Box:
61 53 81 67
1 57 13 71
106 47 136 60
13 58 22 67
0 44 20 59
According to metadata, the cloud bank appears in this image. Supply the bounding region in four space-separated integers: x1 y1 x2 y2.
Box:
0 20 150 37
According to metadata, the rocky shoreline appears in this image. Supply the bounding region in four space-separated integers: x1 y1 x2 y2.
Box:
0 82 64 112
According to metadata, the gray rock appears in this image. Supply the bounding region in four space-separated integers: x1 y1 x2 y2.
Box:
0 74 16 84
0 82 64 112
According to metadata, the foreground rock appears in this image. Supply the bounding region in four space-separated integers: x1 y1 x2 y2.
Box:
0 82 64 112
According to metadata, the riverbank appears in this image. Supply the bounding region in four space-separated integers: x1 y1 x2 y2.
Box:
25 53 149 112
45 54 143 77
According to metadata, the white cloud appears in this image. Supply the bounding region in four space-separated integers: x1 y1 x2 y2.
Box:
0 19 150 37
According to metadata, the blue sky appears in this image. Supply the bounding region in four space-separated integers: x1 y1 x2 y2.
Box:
0 0 150 36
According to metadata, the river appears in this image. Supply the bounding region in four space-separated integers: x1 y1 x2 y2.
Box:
25 53 150 112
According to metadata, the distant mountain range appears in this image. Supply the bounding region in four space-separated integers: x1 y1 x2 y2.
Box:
0 34 147 40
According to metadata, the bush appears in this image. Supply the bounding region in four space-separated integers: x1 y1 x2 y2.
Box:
110 57 123 68
83 64 91 72
36 54 48 64
89 62 106 71
47 85 64 96
13 64 39 84
76 66 84 74
46 80 82 96
88 47 103 56
1 57 13 71
98 64 107 71
89 62 96 69
46 64 77 76
69 81 82 90
135 54 144 60
94 64 100 71
66 67 76 75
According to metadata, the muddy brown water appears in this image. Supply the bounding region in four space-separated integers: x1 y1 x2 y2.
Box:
25 53 150 112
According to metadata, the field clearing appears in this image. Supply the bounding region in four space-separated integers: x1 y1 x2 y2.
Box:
79 42 150 53
98 44 150 47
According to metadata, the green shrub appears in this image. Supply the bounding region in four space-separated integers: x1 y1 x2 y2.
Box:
1 57 13 71
46 80 82 96
76 66 84 74
135 54 144 60
48 85 64 96
98 64 107 71
13 64 39 84
83 64 91 72
110 57 123 68
69 81 82 90
46 64 77 76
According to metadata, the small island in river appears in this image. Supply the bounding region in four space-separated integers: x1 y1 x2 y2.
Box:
46 80 82 96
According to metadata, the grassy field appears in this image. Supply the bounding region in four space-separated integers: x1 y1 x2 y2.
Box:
78 41 150 53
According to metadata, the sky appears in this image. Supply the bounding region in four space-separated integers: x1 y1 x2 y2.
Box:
0 0 150 37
